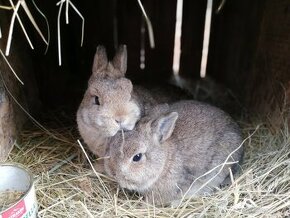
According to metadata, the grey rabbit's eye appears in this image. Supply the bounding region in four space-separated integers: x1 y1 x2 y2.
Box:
133 153 142 162
94 96 100 105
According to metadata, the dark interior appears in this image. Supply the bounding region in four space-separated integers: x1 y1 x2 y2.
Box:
2 0 289 128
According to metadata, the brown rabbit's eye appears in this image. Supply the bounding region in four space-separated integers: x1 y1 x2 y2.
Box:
133 153 142 162
94 96 100 105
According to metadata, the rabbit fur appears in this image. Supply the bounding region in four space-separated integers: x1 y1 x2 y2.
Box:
104 101 244 205
77 45 186 159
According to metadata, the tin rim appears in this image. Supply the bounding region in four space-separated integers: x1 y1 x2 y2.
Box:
0 163 35 214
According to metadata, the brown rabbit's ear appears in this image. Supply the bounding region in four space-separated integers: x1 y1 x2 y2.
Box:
92 45 108 73
152 112 178 143
112 45 127 76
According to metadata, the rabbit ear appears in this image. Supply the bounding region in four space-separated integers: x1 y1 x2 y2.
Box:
112 45 127 76
153 112 178 142
92 45 108 73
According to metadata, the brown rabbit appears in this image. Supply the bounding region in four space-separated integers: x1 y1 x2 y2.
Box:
104 101 243 205
77 45 187 161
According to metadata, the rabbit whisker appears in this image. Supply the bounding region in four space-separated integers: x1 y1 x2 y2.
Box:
120 129 125 158
96 156 111 160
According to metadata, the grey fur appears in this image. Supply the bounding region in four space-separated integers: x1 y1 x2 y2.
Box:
104 101 244 205
77 45 186 169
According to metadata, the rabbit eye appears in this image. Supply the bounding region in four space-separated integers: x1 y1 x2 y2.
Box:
133 153 142 162
94 96 100 105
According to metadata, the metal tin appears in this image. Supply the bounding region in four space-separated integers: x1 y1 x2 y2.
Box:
0 163 37 218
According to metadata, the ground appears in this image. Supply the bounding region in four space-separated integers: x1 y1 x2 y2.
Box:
4 115 290 217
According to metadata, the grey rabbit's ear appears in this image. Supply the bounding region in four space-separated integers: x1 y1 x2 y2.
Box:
112 45 127 76
152 112 178 142
92 45 108 73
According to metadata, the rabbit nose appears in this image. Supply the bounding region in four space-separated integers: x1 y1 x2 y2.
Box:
115 118 124 126
115 117 130 130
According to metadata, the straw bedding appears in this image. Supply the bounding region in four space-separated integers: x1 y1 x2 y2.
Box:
6 118 290 217
0 191 25 211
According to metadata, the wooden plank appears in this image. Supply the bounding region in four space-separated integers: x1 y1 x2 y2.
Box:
179 0 207 78
0 8 39 161
207 0 265 88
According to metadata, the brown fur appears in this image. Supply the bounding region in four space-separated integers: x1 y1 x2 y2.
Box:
77 45 141 158
104 101 244 205
77 45 186 162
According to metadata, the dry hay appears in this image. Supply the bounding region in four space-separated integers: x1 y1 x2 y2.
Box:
0 190 25 211
6 119 290 217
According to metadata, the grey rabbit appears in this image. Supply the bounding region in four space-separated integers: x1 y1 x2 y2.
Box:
77 45 187 169
104 101 243 205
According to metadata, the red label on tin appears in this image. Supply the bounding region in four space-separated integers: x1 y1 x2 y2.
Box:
2 200 26 218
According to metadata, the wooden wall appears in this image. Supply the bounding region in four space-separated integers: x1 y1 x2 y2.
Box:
208 0 290 128
1 0 290 129
0 4 40 160
26 0 179 112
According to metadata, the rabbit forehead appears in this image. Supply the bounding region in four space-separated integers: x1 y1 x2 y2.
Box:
124 134 147 156
111 131 147 156
89 78 132 100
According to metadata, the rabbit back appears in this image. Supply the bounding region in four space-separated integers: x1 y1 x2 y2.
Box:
104 100 243 204
168 100 243 195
